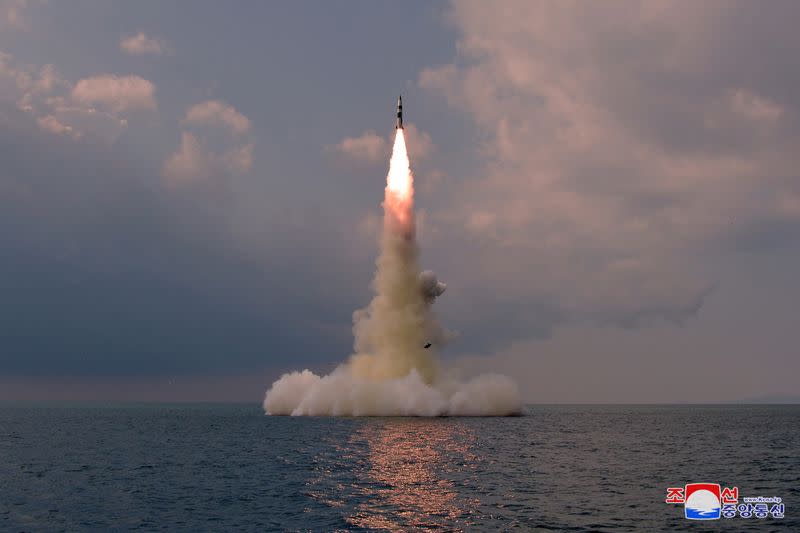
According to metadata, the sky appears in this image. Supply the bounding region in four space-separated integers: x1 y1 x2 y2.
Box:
1 0 798 403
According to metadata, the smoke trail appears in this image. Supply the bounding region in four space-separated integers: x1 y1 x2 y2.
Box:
264 130 521 416
349 130 439 384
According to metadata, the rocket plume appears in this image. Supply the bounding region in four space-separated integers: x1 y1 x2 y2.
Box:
264 120 521 416
349 129 436 383
386 129 412 204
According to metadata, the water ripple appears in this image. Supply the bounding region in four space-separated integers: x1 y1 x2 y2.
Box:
0 404 797 531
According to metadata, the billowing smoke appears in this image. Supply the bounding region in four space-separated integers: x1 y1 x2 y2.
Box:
419 270 446 303
264 129 521 416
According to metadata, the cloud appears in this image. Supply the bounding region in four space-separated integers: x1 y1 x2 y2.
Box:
71 74 156 113
120 32 169 56
1 0 29 29
726 89 783 123
0 51 53 99
163 132 253 184
184 100 250 135
404 123 434 160
164 100 254 183
47 100 128 142
224 142 254 173
36 114 77 138
418 1 800 347
330 130 387 163
329 123 434 164
0 105 353 380
163 132 214 183
1 52 133 141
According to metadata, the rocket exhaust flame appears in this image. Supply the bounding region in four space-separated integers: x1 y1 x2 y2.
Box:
386 128 412 201
263 100 522 417
385 129 414 232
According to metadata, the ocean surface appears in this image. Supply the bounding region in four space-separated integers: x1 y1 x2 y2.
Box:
1 404 797 532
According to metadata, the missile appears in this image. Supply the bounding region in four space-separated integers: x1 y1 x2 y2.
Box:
396 95 403 129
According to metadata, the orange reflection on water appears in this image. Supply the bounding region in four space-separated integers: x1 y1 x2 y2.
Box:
346 420 479 531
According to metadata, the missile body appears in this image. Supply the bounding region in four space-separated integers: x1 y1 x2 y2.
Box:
396 95 403 129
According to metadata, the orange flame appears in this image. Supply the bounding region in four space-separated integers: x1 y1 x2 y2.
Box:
384 129 414 231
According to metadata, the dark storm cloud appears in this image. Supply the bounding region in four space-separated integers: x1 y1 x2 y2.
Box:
0 106 357 377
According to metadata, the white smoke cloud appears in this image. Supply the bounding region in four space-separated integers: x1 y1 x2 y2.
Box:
264 368 521 417
264 130 522 416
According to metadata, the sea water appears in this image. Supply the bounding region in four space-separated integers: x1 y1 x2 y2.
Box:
1 404 797 531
